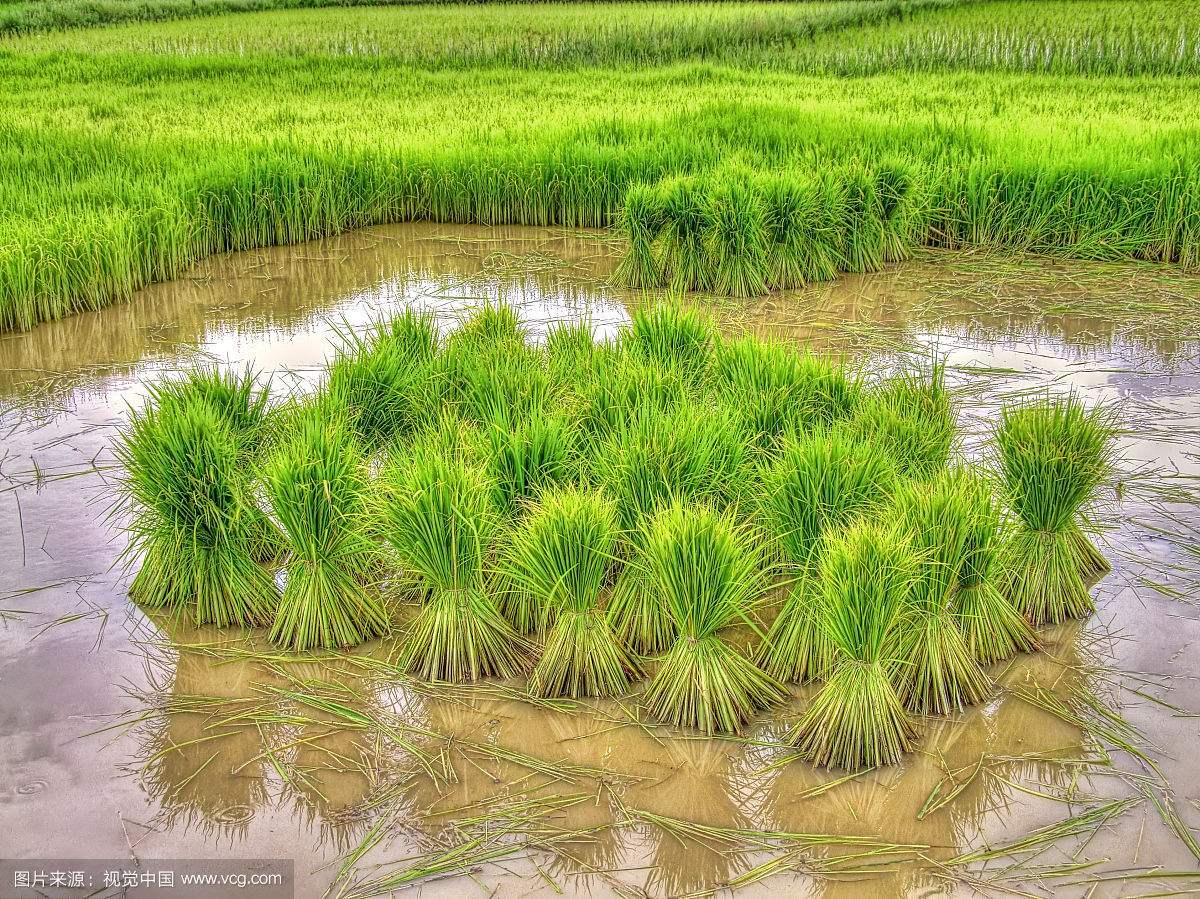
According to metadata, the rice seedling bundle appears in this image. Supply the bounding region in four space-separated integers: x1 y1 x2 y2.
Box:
706 177 770 298
756 172 841 288
116 388 279 628
484 412 578 518
505 487 640 697
150 365 272 448
621 302 717 383
849 360 954 479
756 428 899 683
791 521 920 770
659 176 715 294
376 449 529 681
574 348 687 444
887 474 993 715
640 503 785 735
993 395 1117 625
262 405 389 650
613 181 666 289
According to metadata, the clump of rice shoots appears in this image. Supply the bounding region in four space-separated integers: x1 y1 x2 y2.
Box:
262 407 388 650
993 396 1117 625
758 174 841 288
117 395 278 628
949 468 1038 664
833 166 887 274
889 476 993 715
485 412 577 518
605 561 674 656
756 429 898 683
791 522 920 771
507 488 640 697
324 316 440 449
545 319 599 381
659 176 715 293
622 302 716 382
378 451 529 681
149 364 271 447
450 336 552 431
850 360 954 479
706 178 769 298
615 182 666 289
575 349 687 445
641 504 785 734
874 161 919 264
447 302 526 355
713 337 861 449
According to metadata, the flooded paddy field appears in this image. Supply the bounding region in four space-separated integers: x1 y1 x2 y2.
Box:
2 223 1199 898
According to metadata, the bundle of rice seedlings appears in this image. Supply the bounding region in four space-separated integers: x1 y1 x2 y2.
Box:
889 476 993 715
452 339 552 430
506 488 640 697
950 468 1038 664
484 412 577 518
575 349 687 444
659 176 714 293
706 178 769 298
544 319 599 381
712 337 860 449
993 395 1117 625
874 160 919 264
324 318 440 449
756 429 898 683
640 503 784 734
614 182 666 289
850 359 954 479
791 521 920 771
757 174 840 289
148 364 271 446
622 302 717 380
447 303 526 355
377 450 529 681
833 166 887 274
117 394 278 628
262 406 389 650
605 561 675 655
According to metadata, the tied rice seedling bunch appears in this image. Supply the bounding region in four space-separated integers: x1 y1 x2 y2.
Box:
544 319 600 382
621 302 717 387
832 165 887 273
949 468 1038 664
756 428 898 683
659 176 715 293
850 359 955 479
757 173 841 289
706 177 770 298
615 182 667 289
262 405 389 650
640 503 784 735
713 337 861 450
575 348 687 446
888 475 992 715
378 449 529 681
993 395 1117 625
791 521 920 771
485 412 578 519
874 159 922 263
506 488 640 697
323 310 441 450
116 389 278 628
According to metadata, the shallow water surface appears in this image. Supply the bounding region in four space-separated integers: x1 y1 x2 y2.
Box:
1 224 1198 898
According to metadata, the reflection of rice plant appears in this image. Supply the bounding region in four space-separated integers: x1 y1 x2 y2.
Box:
993 395 1116 624
641 504 784 734
792 521 919 771
889 474 993 715
506 488 640 697
756 429 897 683
263 405 388 650
117 387 278 628
378 451 530 681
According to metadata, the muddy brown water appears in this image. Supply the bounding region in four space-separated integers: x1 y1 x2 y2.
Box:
1 223 1199 898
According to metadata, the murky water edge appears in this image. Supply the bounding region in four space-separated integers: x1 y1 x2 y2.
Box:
1 223 1198 898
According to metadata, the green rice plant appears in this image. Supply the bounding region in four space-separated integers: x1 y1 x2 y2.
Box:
712 337 861 449
659 176 715 293
377 450 530 681
575 348 687 445
377 306 441 360
447 303 526 356
505 488 640 697
849 359 954 479
706 177 769 298
544 318 599 381
485 412 578 518
874 159 921 263
757 173 841 288
640 503 785 735
993 395 1117 625
949 467 1038 664
832 165 887 273
148 364 272 447
604 560 675 656
614 181 666 289
791 521 920 771
116 393 279 628
262 405 389 650
888 474 993 715
755 428 898 683
621 302 717 383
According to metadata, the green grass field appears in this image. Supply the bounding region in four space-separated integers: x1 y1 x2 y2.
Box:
2 0 1198 330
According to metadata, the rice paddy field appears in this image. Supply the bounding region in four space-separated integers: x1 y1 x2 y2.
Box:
2 2 1200 898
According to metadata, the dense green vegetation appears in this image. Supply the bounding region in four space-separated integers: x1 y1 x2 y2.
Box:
115 304 1117 760
2 0 1198 330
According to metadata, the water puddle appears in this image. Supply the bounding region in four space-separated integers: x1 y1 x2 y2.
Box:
1 224 1198 897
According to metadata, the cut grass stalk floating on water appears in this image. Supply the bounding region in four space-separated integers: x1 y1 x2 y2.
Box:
791 521 920 771
378 449 529 682
756 428 899 683
505 487 640 697
262 404 389 650
640 503 785 735
993 394 1118 625
888 473 993 715
116 384 279 628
